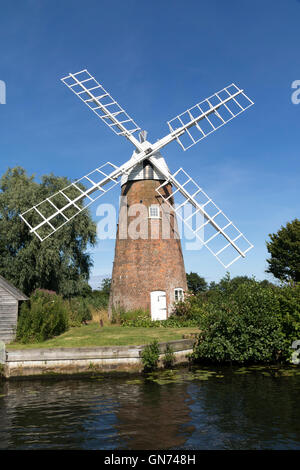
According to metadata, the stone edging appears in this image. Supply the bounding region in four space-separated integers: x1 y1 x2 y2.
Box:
1 339 196 378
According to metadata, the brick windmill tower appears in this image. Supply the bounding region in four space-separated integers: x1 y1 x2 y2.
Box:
108 131 187 319
20 70 254 320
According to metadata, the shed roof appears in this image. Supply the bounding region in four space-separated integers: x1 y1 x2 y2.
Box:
0 275 28 301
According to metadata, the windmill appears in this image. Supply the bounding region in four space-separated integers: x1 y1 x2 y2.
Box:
20 69 254 320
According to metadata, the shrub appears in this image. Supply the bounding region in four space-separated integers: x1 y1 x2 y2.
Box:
121 314 198 328
68 297 92 326
163 343 175 368
276 282 300 346
192 281 287 364
141 340 160 372
172 300 191 317
120 309 150 324
85 290 109 310
17 289 69 343
172 292 203 318
111 306 127 324
113 308 150 326
122 315 157 328
161 315 199 327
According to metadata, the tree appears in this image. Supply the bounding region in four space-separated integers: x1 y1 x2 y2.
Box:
0 167 97 296
217 273 253 293
208 281 217 290
100 277 111 295
266 219 300 283
186 272 207 294
259 279 276 289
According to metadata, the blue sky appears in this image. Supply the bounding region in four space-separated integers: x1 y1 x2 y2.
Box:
0 0 299 286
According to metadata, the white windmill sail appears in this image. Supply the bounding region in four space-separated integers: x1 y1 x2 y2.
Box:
154 166 253 268
20 162 122 241
61 69 143 151
20 69 254 268
167 83 253 151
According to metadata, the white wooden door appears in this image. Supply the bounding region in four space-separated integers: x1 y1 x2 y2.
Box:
150 291 167 321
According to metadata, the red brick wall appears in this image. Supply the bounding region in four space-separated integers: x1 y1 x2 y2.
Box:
108 179 187 317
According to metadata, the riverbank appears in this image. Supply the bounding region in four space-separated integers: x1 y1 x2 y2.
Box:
0 338 195 379
7 323 198 349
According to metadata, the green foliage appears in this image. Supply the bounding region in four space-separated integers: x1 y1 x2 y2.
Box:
84 279 111 312
68 297 92 327
172 300 191 317
120 309 198 328
192 281 287 364
121 309 150 323
141 340 160 372
85 290 109 310
276 282 300 345
162 343 175 368
120 309 151 326
118 273 299 365
162 315 199 327
266 218 300 283
100 277 111 295
180 273 276 313
186 272 207 293
172 293 203 320
217 272 253 294
0 167 97 297
111 308 151 325
17 289 69 343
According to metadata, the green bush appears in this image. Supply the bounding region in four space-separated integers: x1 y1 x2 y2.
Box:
111 308 149 325
121 313 198 328
85 290 109 310
172 293 204 320
163 343 175 368
276 282 300 346
122 313 158 328
17 289 69 343
192 281 287 364
161 315 199 327
110 306 125 324
172 300 191 317
141 340 160 372
120 309 150 324
68 297 92 326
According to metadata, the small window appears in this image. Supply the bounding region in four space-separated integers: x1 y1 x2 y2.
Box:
149 205 160 219
174 288 184 302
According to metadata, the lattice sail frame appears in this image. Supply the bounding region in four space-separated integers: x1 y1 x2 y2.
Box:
156 168 253 268
20 162 122 241
20 69 254 268
61 69 141 143
167 83 254 151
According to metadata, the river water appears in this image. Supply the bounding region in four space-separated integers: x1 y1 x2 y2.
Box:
0 365 299 450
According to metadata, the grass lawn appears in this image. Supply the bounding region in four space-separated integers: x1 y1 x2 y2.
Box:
6 323 199 350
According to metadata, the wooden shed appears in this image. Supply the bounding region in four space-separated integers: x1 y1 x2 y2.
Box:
0 275 28 343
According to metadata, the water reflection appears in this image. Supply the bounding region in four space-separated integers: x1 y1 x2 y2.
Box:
185 368 300 450
0 366 300 450
115 381 193 449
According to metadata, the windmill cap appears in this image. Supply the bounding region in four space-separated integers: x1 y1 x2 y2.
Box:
121 146 170 186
